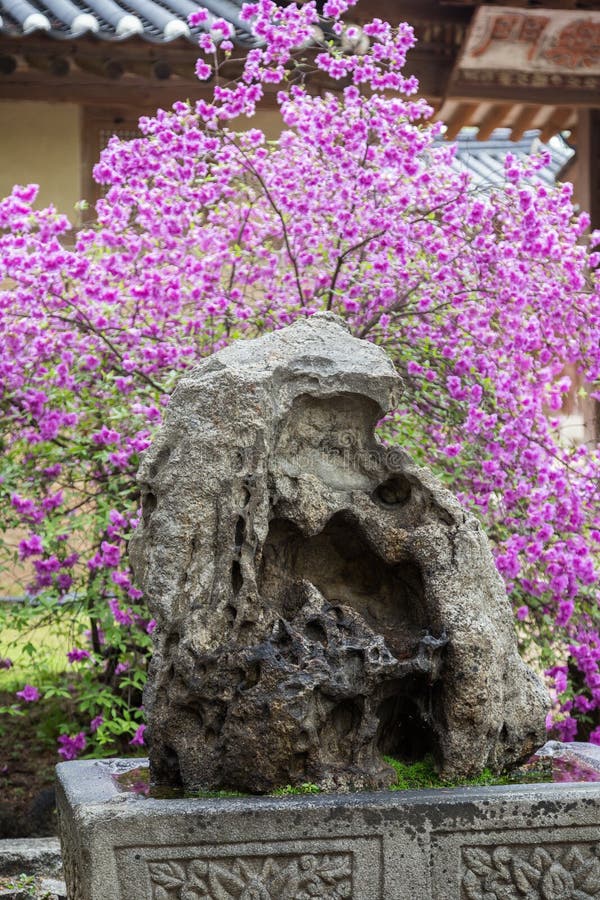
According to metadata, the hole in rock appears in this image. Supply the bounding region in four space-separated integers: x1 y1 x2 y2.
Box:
259 512 427 658
273 619 293 646
160 745 182 786
374 475 411 507
304 618 328 645
376 680 437 762
234 515 246 551
225 603 237 626
142 491 157 525
231 561 243 595
242 661 261 691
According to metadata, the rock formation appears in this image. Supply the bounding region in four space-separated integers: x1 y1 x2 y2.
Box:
130 313 548 792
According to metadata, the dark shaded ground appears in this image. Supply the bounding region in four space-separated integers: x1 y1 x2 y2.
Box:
0 694 58 838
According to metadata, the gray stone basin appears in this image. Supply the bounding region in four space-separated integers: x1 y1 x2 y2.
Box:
57 757 600 899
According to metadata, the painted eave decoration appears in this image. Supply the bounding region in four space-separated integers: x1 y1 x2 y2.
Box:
456 6 600 94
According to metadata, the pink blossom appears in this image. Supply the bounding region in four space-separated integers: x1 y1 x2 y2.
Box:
41 490 63 511
590 727 600 746
100 541 120 567
18 534 43 559
188 8 208 25
57 732 87 761
108 598 134 627
92 425 121 446
16 684 40 702
129 724 146 747
195 61 212 81
67 648 91 664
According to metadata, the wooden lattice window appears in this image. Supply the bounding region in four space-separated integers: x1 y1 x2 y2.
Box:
81 107 144 209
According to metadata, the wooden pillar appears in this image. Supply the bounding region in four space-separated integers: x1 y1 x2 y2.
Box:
575 110 600 225
575 109 600 444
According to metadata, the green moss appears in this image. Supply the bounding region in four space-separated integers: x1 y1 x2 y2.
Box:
385 755 441 790
271 782 321 796
385 755 550 791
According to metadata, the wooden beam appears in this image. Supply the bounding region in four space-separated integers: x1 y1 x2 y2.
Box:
510 104 540 141
24 53 70 77
354 0 473 25
125 59 172 80
575 109 600 229
539 106 573 144
0 35 212 69
477 103 511 140
0 70 283 108
0 76 208 106
171 62 203 80
74 57 124 80
449 77 600 108
0 55 17 75
444 102 479 140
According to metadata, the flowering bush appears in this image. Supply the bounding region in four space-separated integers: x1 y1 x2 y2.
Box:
1 0 599 759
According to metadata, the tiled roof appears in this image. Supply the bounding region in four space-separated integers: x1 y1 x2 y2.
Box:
0 0 261 44
447 128 574 189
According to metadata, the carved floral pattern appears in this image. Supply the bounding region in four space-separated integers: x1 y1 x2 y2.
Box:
148 852 352 900
462 843 600 899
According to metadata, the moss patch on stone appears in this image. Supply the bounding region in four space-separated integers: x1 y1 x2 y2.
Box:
385 754 550 791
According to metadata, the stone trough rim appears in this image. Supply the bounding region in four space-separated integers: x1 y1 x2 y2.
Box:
56 756 600 814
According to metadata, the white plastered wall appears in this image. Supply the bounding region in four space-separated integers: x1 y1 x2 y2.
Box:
0 101 82 217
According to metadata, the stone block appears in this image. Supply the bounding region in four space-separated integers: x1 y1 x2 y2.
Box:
57 758 600 899
40 878 67 899
0 839 62 877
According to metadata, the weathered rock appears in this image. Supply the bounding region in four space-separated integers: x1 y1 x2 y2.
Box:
130 313 548 792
